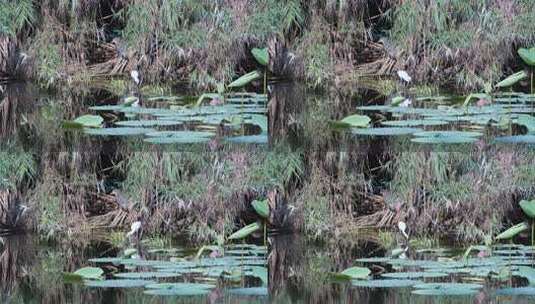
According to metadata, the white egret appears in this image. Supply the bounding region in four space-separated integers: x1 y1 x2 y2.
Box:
397 70 412 84
398 221 409 240
399 98 412 108
130 70 140 86
126 221 142 241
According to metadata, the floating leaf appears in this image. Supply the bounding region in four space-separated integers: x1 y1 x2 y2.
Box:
381 272 448 279
85 127 156 136
251 199 269 218
517 115 535 134
496 222 529 240
115 120 183 127
144 137 211 144
518 266 535 285
381 120 448 127
412 288 477 296
335 114 371 128
67 115 103 128
520 200 535 218
413 283 483 290
228 71 262 88
145 131 215 138
353 127 423 136
413 131 483 138
518 48 535 66
144 288 211 296
228 222 261 240
411 136 477 144
337 266 371 280
250 266 268 285
352 279 422 288
65 267 104 281
113 272 182 279
251 48 268 66
145 283 215 290
85 279 155 288
496 71 528 88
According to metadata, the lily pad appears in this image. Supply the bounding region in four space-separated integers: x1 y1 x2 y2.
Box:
411 136 477 144
144 137 211 144
228 71 262 88
412 288 478 296
352 127 423 136
519 47 535 66
251 48 268 66
144 131 215 138
65 267 103 281
496 222 529 240
85 279 155 288
520 200 535 218
145 283 216 290
496 71 528 88
381 120 448 127
337 266 371 280
144 288 211 296
70 115 103 128
113 272 182 279
85 127 156 136
335 114 371 128
413 131 483 138
381 272 448 279
228 222 261 240
251 199 269 218
517 266 535 285
115 120 184 127
351 279 422 288
412 283 483 290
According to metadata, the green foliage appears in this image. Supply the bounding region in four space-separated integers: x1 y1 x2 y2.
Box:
0 145 35 190
0 0 36 36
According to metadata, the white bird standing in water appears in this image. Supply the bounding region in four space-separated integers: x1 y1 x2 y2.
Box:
398 221 409 240
130 70 140 86
397 70 412 84
126 221 142 242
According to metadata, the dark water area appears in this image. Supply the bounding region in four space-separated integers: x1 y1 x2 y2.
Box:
1 81 535 303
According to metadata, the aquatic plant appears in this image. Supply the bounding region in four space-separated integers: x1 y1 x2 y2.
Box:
518 47 535 94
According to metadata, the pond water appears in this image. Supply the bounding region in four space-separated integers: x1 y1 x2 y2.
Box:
1 81 535 303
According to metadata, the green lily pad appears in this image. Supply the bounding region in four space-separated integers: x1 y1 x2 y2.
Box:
115 120 184 127
352 127 423 136
335 114 371 128
355 257 393 263
381 272 448 279
228 71 262 88
520 200 535 218
517 266 535 285
145 283 216 290
89 105 128 111
412 283 483 290
381 120 448 127
411 136 477 144
337 266 371 280
252 48 268 66
85 127 156 136
413 131 483 138
412 288 478 296
251 199 269 218
144 137 211 144
496 222 529 240
228 222 261 240
144 288 211 296
519 48 535 66
496 71 528 88
145 131 215 138
65 267 103 281
85 279 155 288
351 279 422 288
113 272 183 279
70 115 103 128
